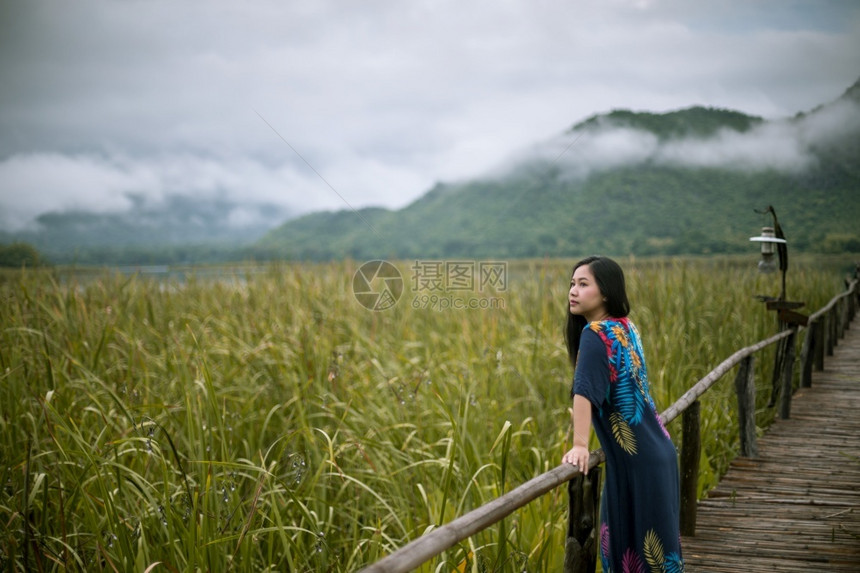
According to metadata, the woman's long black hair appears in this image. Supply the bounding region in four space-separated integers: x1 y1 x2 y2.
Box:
564 255 631 370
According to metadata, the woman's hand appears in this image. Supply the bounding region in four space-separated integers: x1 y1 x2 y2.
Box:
562 445 590 475
564 396 593 475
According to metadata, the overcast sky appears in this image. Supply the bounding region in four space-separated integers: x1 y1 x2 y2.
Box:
1 0 859 232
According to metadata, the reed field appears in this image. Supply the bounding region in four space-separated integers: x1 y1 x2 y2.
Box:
0 255 855 572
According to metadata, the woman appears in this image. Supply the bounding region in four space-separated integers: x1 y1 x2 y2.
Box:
561 256 684 572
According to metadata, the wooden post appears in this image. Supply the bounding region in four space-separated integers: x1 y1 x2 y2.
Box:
767 323 787 408
778 328 797 420
825 311 834 357
734 356 758 457
680 401 700 537
849 284 857 323
813 318 825 371
564 468 602 573
799 321 814 389
849 279 857 321
836 299 844 339
828 307 837 354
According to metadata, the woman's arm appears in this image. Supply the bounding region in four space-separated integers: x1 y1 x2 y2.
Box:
561 394 592 474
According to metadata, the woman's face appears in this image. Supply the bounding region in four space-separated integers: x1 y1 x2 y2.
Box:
569 264 608 322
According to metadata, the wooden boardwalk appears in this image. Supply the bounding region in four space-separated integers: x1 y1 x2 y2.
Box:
682 323 860 572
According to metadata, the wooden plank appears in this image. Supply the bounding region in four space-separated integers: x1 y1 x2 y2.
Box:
682 323 860 572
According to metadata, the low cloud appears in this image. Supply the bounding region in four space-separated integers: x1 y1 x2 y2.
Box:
655 121 817 172
0 153 297 232
0 154 143 231
501 97 859 180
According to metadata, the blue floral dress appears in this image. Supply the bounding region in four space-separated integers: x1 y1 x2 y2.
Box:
573 318 684 573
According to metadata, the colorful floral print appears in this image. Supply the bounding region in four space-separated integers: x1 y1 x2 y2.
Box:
575 318 684 572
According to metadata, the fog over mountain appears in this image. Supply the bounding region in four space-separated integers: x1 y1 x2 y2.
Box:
2 77 859 264
2 0 859 249
0 153 299 233
499 89 860 181
254 78 860 262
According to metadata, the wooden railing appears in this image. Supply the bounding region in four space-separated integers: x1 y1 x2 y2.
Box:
358 274 859 573
670 276 858 536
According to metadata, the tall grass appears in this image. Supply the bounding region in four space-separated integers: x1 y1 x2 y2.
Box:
0 255 854 571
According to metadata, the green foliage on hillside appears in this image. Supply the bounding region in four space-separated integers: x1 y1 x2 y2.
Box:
258 163 859 261
258 92 860 262
575 106 763 140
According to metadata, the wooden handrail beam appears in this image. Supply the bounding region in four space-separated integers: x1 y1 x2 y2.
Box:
658 329 792 425
808 279 857 322
358 453 605 573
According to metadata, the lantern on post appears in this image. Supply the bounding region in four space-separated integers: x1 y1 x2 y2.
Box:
749 206 808 410
749 206 806 325
749 226 784 275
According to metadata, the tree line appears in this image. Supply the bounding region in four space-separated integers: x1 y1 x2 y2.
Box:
0 243 43 267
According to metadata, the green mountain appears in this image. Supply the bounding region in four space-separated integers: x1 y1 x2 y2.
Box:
0 195 293 265
6 81 857 265
258 80 860 260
